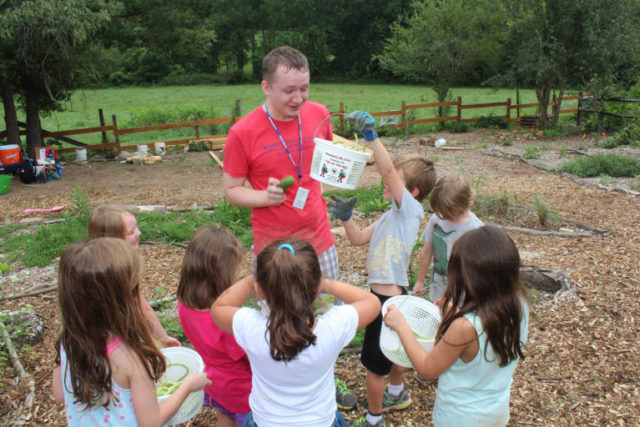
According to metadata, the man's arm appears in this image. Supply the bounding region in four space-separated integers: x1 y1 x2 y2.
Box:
223 173 286 208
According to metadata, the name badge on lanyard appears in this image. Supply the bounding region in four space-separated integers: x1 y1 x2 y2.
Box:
292 187 309 210
264 103 309 210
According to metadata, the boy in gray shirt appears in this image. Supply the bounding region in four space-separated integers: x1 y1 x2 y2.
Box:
330 111 436 427
414 174 483 302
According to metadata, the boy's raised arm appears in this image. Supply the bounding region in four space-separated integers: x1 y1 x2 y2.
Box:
345 111 405 206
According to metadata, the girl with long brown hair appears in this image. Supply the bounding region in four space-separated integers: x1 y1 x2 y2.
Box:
211 238 380 427
52 238 210 426
177 227 251 427
384 226 529 427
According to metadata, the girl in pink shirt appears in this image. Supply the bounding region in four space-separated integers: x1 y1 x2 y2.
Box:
177 227 252 427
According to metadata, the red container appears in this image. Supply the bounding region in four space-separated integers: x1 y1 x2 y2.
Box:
0 145 21 165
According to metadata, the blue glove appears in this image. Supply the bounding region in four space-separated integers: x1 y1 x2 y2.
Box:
328 195 358 221
345 111 378 142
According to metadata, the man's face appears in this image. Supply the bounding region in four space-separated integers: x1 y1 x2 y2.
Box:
262 65 310 121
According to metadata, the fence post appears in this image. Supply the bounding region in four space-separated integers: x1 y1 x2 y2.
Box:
194 114 200 138
98 109 107 143
339 102 344 133
516 87 520 118
506 98 511 121
576 92 583 125
552 93 557 120
457 96 462 123
112 114 120 152
401 101 408 136
233 99 242 124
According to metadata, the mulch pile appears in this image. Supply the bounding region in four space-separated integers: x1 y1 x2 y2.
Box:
0 130 638 426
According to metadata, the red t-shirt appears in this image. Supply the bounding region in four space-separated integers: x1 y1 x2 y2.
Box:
178 302 251 413
223 101 334 254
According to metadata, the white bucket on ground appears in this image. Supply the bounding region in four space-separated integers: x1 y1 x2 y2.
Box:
75 148 87 162
137 144 149 156
310 137 372 190
154 142 166 155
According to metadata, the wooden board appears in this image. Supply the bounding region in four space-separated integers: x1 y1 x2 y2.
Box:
208 150 223 168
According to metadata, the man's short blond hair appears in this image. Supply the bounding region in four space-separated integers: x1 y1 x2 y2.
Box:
262 46 309 83
393 154 436 202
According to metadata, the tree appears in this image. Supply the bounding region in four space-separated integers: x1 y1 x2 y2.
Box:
99 0 215 84
495 0 640 129
377 0 505 111
0 0 107 157
0 2 21 147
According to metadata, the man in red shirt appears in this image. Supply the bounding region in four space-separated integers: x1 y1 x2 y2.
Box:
223 46 356 410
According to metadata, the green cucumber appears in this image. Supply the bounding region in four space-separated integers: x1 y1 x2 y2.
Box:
278 175 295 192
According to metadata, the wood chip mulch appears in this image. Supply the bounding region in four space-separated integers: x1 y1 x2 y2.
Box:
0 130 638 426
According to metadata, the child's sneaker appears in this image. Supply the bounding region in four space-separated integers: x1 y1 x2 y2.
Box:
347 414 387 427
335 378 357 410
382 389 412 411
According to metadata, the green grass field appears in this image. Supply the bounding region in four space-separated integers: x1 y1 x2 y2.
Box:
2 84 580 148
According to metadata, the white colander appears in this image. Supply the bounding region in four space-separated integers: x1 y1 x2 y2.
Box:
380 295 441 368
157 347 205 426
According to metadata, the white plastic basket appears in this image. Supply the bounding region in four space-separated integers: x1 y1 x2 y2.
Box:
380 296 441 368
157 347 205 426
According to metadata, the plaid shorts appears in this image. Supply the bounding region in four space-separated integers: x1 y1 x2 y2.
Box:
318 244 339 280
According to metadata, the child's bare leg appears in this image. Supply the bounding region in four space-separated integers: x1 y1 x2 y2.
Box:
389 363 404 386
366 368 386 414
216 410 236 427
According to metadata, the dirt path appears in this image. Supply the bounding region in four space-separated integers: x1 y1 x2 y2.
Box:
1 130 638 425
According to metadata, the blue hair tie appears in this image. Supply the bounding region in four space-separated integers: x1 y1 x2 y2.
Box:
277 243 295 255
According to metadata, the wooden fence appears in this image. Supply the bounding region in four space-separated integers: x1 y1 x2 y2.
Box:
8 95 583 154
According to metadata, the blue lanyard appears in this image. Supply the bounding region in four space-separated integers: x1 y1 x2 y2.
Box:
264 103 303 182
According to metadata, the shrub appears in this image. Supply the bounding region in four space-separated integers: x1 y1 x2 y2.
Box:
446 121 470 133
474 190 512 218
476 115 508 129
159 71 219 86
612 121 640 147
559 154 640 177
534 196 559 227
108 71 130 86
123 105 217 136
187 141 209 152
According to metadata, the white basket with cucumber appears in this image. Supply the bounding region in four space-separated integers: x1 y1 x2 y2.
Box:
379 295 441 368
156 347 205 426
309 113 372 190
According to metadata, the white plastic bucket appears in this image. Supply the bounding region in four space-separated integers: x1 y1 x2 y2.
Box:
310 137 371 190
154 142 166 155
75 148 87 163
157 347 205 425
379 296 441 368
137 144 149 156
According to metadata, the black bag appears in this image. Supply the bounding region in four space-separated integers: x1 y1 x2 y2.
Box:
17 158 38 184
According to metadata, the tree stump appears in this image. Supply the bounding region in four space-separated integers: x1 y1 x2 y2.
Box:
520 266 570 293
